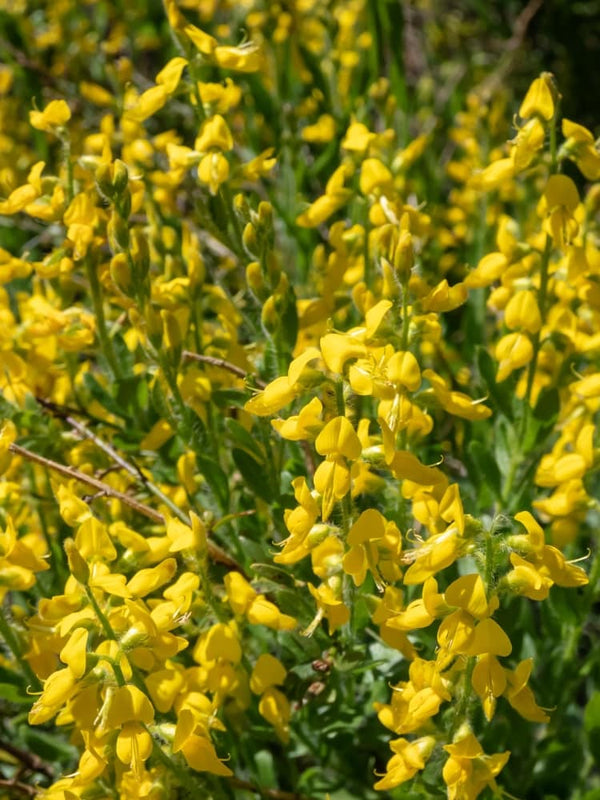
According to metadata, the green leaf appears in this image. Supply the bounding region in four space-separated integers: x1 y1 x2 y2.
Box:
477 346 514 419
226 419 265 461
466 440 502 502
83 372 130 421
584 691 600 732
0 682 31 704
211 388 249 408
150 379 174 427
232 447 274 502
21 728 77 762
254 749 277 789
523 386 560 451
494 417 518 478
277 283 299 357
585 691 600 765
195 453 230 512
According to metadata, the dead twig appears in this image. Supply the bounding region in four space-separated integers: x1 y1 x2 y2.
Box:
8 442 244 572
0 739 53 779
182 350 267 389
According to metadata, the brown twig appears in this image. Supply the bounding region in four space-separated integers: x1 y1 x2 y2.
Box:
8 442 244 572
0 740 53 779
182 351 267 389
473 0 545 101
9 442 164 523
48 405 189 523
0 778 37 797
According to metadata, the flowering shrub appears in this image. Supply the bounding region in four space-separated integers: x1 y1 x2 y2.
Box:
0 2 599 799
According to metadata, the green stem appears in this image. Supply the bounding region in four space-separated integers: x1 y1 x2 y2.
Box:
484 524 495 591
85 256 123 380
220 183 246 259
519 234 552 438
450 656 476 736
61 133 74 204
400 277 410 351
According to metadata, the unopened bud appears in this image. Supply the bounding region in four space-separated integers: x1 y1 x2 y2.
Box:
110 253 132 294
112 159 129 195
243 222 258 254
306 523 330 548
107 212 130 251
246 261 265 294
116 187 132 219
233 192 250 220
64 538 90 584
95 162 114 200
258 200 273 227
130 230 150 281
261 295 279 335
392 229 414 277
160 309 183 355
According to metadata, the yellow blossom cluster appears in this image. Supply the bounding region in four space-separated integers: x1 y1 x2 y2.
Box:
0 2 598 800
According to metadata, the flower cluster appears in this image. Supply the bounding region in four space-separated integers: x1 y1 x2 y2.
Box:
0 2 598 800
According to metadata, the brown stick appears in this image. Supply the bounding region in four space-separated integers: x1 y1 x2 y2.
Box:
0 778 37 797
182 350 267 388
0 739 53 779
8 442 243 572
473 0 545 101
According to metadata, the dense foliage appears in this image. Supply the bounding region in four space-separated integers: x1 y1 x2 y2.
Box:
0 2 599 799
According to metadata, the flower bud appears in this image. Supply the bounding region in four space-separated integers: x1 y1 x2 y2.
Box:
112 159 129 195
261 295 278 335
64 538 90 584
243 222 258 254
110 253 133 295
246 261 265 295
95 162 115 200
108 211 130 251
392 229 414 278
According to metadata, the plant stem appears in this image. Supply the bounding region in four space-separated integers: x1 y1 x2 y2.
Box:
182 350 266 387
519 233 552 438
8 442 243 572
84 256 123 380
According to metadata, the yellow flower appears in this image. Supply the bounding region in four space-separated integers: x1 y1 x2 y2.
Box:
542 174 580 248
302 114 336 144
306 581 350 634
359 158 393 196
471 158 515 192
374 736 436 791
423 369 492 420
504 659 550 722
504 290 542 334
258 687 291 742
155 56 188 94
495 332 534 382
519 73 556 121
443 732 510 800
197 152 230 195
124 85 168 123
0 418 16 475
179 733 233 776
250 654 287 695
29 99 71 132
195 115 234 152
471 654 507 721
